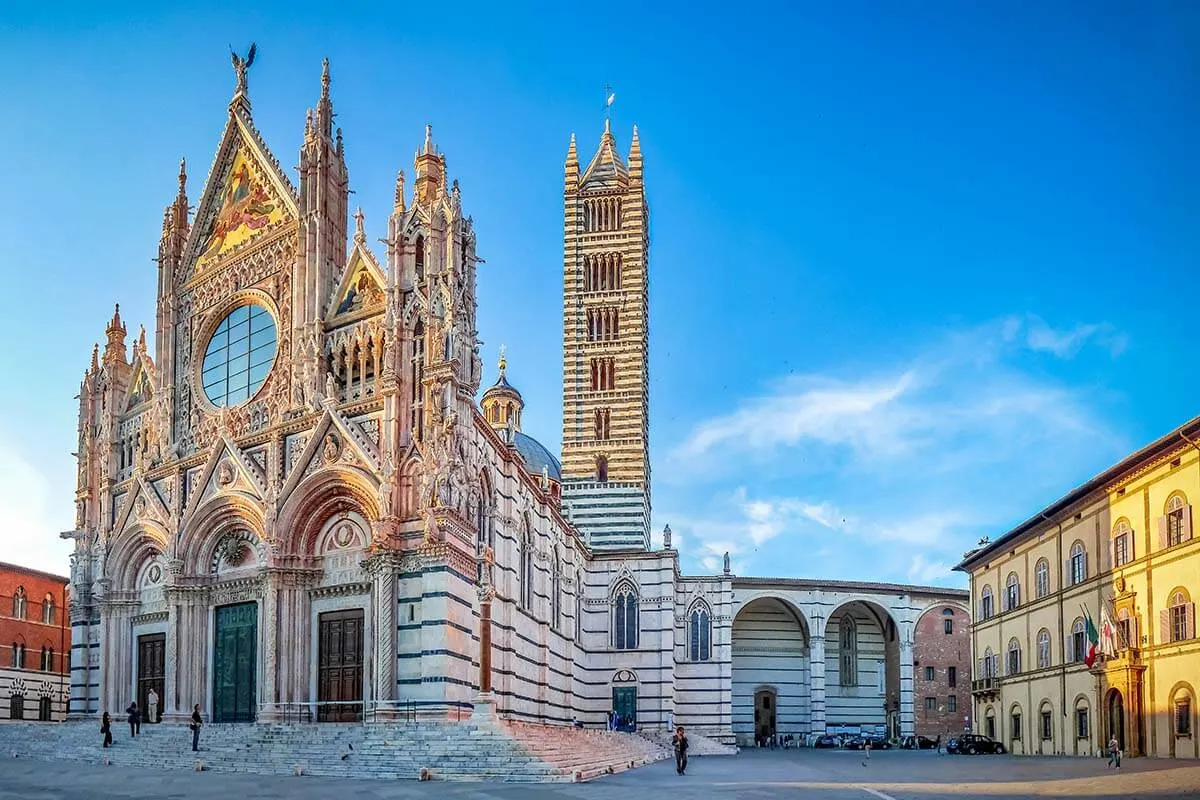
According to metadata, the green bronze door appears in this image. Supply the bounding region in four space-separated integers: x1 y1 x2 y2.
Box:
612 686 638 731
213 602 257 723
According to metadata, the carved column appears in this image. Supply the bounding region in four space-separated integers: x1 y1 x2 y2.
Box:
363 550 398 714
810 634 827 735
260 573 280 720
163 595 180 720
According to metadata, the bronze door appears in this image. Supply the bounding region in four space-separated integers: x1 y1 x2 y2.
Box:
137 633 165 723
318 610 364 722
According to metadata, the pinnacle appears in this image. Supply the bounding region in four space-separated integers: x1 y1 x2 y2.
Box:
354 207 366 243
423 123 434 155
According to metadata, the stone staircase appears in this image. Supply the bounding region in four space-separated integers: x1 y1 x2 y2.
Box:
636 728 738 757
0 720 569 782
502 721 668 781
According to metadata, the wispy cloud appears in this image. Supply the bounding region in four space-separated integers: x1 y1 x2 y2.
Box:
1019 314 1128 358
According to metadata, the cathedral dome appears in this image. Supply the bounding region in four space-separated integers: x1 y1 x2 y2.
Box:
513 431 562 483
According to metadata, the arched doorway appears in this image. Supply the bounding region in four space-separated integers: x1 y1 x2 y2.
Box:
754 688 777 746
1107 689 1125 752
731 597 810 746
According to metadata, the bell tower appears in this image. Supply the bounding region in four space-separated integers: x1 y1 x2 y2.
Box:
561 120 651 550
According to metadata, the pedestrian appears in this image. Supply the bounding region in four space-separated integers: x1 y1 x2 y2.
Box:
672 725 689 775
100 711 113 748
865 737 872 760
1107 736 1121 769
147 688 159 724
126 700 140 737
190 704 203 752
935 733 942 755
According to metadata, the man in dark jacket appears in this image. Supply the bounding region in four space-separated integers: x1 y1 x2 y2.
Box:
672 726 689 775
126 701 140 737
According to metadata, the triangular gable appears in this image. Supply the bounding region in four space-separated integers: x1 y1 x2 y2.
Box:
182 108 299 281
125 360 154 412
111 476 173 538
581 125 629 188
328 242 386 322
181 433 267 523
278 407 381 510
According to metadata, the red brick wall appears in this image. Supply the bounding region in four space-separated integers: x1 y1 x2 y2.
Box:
0 562 70 675
912 602 971 739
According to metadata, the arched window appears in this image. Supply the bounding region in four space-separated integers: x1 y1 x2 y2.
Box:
1164 589 1194 643
942 608 954 634
1112 520 1133 567
1069 618 1086 662
839 614 858 686
613 582 639 650
520 519 535 613
1068 542 1087 586
1037 628 1051 669
689 604 712 662
980 585 994 620
12 587 26 619
1007 637 1022 675
1005 573 1020 611
414 234 425 280
38 696 51 721
1039 701 1054 742
42 594 54 625
982 647 996 678
1172 687 1194 737
40 646 53 672
10 641 24 669
1165 494 1192 548
551 550 563 631
1035 558 1050 599
596 456 608 483
1010 703 1023 742
410 320 425 438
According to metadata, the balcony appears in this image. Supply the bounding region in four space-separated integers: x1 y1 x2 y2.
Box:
971 677 1001 698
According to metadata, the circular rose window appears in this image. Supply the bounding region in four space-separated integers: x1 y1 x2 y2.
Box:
200 303 277 407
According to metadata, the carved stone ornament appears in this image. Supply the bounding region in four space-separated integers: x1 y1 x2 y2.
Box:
322 433 341 465
215 535 249 568
216 461 236 487
135 496 148 517
333 522 355 549
147 564 163 585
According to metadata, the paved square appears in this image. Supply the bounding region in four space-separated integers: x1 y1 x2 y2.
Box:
2 748 1198 799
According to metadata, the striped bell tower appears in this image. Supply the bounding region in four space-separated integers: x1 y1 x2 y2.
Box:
560 120 651 550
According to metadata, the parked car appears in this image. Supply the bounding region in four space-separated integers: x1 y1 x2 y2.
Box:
845 735 891 750
814 734 840 749
947 734 1006 755
900 735 937 750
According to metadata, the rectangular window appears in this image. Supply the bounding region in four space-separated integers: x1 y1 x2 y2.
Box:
985 716 996 740
925 666 935 681
1071 631 1086 663
924 696 937 711
982 595 993 620
1171 605 1188 643
1011 713 1022 741
1168 510 1185 547
1076 708 1089 739
944 618 953 634
1041 711 1052 741
948 666 957 687
1006 584 1019 611
1176 700 1192 736
1114 534 1130 567
1118 617 1132 650
947 695 957 713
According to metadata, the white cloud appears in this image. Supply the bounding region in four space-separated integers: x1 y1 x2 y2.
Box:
1019 314 1128 358
906 554 955 584
0 439 73 577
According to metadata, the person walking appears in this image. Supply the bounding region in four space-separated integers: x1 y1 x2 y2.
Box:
126 701 140 738
935 733 943 755
190 704 203 752
100 712 113 748
672 726 689 776
1107 736 1121 769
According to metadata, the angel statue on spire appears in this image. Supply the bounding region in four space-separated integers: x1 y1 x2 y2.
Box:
230 42 257 94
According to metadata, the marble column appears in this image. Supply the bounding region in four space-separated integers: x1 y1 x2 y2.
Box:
260 574 280 720
365 551 398 716
899 637 915 737
810 635 827 734
163 596 180 720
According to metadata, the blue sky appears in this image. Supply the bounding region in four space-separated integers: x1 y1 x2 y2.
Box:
1 2 1198 584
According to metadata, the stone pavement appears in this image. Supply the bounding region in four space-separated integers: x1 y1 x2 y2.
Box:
2 746 1198 799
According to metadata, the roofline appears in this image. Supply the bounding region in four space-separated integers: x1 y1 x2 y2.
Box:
732 576 968 598
955 412 1200 573
0 561 70 584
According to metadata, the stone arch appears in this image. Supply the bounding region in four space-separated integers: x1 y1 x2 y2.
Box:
1166 680 1197 758
731 596 812 745
105 521 170 591
824 598 903 739
276 465 380 557
177 493 266 575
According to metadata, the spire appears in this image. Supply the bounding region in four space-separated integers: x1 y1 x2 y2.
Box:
107 304 125 337
136 325 147 353
316 58 334 138
566 133 578 167
90 343 100 373
393 170 406 214
498 344 507 376
423 123 434 155
414 124 446 205
172 157 189 228
581 119 627 185
629 125 641 159
353 207 366 244
103 304 128 366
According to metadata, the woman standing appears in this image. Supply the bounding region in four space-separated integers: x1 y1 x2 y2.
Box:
100 712 112 748
190 705 203 752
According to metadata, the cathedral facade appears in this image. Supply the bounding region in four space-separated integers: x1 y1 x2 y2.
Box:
64 57 965 744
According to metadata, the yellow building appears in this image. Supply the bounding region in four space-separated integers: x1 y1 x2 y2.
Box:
957 416 1200 759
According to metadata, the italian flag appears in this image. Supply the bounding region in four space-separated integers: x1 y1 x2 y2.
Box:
1084 608 1100 668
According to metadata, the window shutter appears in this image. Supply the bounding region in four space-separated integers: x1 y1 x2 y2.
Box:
1106 538 1114 571
1159 516 1169 550
1188 604 1196 641
1132 615 1139 648
1186 507 1194 543
1066 558 1072 586
1160 609 1170 645
1083 552 1089 580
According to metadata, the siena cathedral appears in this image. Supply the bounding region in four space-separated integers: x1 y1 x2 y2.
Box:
63 55 964 744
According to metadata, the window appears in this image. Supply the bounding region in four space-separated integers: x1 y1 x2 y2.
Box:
596 456 608 483
1076 707 1090 739
1007 638 1022 675
200 304 277 407
590 357 615 391
1005 573 1020 611
1041 710 1053 740
40 646 53 672
42 595 54 625
551 553 562 631
981 647 995 678
1166 495 1189 547
9 694 23 720
839 615 858 686
1166 591 1193 643
12 587 26 619
947 695 957 712
944 617 954 634
1037 629 1051 669
38 696 51 721
980 586 994 620
1113 521 1132 567
594 408 611 441
925 666 935 681
1068 542 1087 586
613 583 639 650
1070 618 1086 663
985 712 996 739
1117 609 1133 649
689 605 712 662
414 234 425 279
10 642 25 669
924 696 937 711
1011 711 1022 741
519 525 533 612
410 320 425 437
948 666 957 687
1176 697 1193 736
1035 559 1050 599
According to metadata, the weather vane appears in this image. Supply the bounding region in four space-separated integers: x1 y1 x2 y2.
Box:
604 84 615 121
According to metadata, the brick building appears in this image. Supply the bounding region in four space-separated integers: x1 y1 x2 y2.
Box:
0 562 70 721
912 600 972 739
